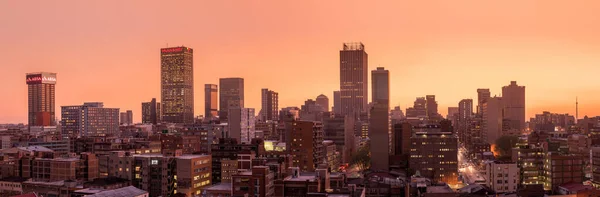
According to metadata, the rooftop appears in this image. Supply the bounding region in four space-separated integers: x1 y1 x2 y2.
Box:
204 183 232 191
84 186 147 197
0 176 29 182
426 185 454 193
85 177 130 186
176 154 210 159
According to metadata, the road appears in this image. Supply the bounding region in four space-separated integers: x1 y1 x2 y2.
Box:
458 147 485 185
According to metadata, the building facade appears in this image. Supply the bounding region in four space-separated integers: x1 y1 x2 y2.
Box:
204 84 218 119
61 102 119 137
502 81 526 131
228 108 255 144
339 42 368 116
260 88 278 122
287 121 324 172
485 161 519 193
161 46 194 124
409 124 459 184
26 72 57 127
370 67 390 171
219 78 244 122
141 98 161 124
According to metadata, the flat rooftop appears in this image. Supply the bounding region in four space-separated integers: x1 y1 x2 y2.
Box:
204 183 232 191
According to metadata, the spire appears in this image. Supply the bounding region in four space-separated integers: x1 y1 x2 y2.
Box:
576 96 579 123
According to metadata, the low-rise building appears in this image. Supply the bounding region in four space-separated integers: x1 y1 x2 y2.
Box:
484 161 519 193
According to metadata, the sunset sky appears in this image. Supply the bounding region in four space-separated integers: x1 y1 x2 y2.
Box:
2 0 600 123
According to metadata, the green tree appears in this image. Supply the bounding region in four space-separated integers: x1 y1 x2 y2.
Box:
494 135 519 158
351 141 371 171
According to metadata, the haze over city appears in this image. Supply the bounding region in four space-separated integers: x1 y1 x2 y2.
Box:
3 0 600 123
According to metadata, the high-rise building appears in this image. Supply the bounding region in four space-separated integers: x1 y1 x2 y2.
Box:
482 97 503 144
370 67 390 171
204 84 218 119
260 88 278 121
211 138 262 184
160 46 194 124
26 72 57 127
409 123 459 184
405 97 427 118
543 153 584 191
333 91 341 115
286 121 324 172
219 78 244 122
426 95 438 119
502 81 526 131
119 110 133 125
323 115 355 163
141 98 160 124
477 89 491 115
458 99 474 142
61 102 119 137
300 99 324 121
447 107 459 120
228 108 255 144
316 94 329 112
339 43 368 116
392 122 412 156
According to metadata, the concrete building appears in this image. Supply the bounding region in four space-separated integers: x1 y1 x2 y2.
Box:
176 155 212 197
323 140 340 171
286 121 324 172
228 108 255 144
161 46 194 124
409 123 459 184
300 99 324 121
477 89 491 115
447 107 459 120
543 153 584 192
392 122 412 156
210 138 262 184
426 95 439 119
406 97 427 118
141 98 160 124
220 159 238 183
390 106 405 125
591 147 600 188
482 97 503 144
219 78 244 122
119 110 133 125
231 166 274 197
61 102 119 137
502 81 526 131
485 161 519 193
332 91 341 115
26 72 57 127
204 84 218 119
512 145 545 185
260 88 278 122
339 42 368 116
370 67 390 171
322 115 355 163
316 94 329 112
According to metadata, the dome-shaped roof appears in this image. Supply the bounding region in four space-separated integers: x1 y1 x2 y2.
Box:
316 94 328 99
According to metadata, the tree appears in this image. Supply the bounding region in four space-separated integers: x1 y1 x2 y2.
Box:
351 141 370 171
494 135 519 158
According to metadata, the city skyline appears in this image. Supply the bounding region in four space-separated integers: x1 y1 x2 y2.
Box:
3 1 600 123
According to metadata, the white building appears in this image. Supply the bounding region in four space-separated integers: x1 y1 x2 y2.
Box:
485 161 519 193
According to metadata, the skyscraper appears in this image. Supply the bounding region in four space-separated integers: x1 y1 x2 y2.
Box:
333 91 341 115
477 89 491 115
160 46 194 124
205 84 218 119
370 67 389 171
260 88 278 121
228 108 255 144
141 98 160 124
502 81 526 131
482 97 503 144
458 99 474 142
339 43 368 117
426 95 438 119
119 110 133 125
61 102 119 137
316 94 329 112
219 78 244 122
26 72 57 126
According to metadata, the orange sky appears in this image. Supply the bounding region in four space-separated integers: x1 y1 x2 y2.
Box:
2 0 600 123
